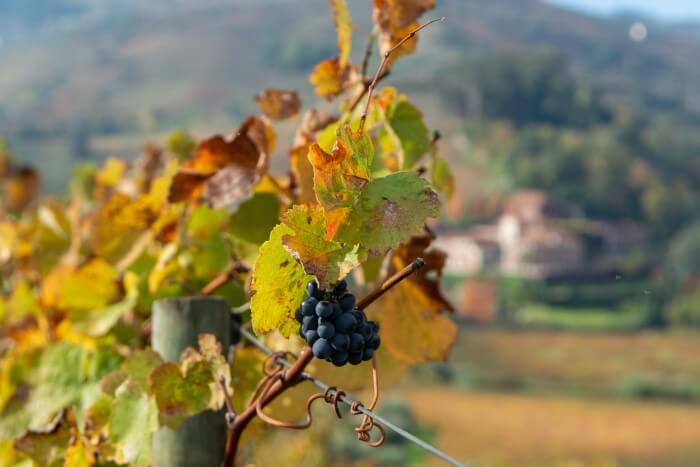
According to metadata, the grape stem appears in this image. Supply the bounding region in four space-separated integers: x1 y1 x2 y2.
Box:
224 258 423 465
357 258 425 311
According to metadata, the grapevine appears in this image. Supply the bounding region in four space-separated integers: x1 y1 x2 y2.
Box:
0 1 458 466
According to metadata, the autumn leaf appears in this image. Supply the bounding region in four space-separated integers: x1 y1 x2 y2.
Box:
373 0 435 65
4 166 39 212
150 334 230 429
109 380 158 467
331 0 352 68
254 88 302 120
41 259 118 312
309 124 373 213
371 235 456 363
309 58 353 100
281 204 361 288
13 411 73 466
333 172 440 254
250 224 313 336
291 109 337 205
168 116 275 210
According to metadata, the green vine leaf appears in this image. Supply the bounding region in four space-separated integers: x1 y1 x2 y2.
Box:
250 224 313 336
378 91 430 169
110 380 158 467
281 204 362 288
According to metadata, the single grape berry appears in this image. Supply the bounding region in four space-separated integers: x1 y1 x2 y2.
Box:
331 333 350 352
332 279 348 296
305 329 319 346
369 321 380 334
312 338 332 359
362 348 375 361
315 300 333 318
339 293 356 311
331 351 349 367
306 280 319 298
357 322 372 339
334 313 357 334
351 310 365 323
349 333 365 352
348 351 364 365
330 302 343 320
366 334 380 350
302 315 318 331
317 322 336 340
301 297 318 316
295 307 304 323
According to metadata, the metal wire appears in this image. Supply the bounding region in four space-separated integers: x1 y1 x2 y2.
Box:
235 325 466 467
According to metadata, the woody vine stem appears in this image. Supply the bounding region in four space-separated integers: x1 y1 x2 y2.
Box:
223 258 425 467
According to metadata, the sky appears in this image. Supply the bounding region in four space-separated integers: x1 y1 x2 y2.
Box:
548 0 700 21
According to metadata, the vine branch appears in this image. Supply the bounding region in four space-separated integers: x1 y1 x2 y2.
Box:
358 17 445 131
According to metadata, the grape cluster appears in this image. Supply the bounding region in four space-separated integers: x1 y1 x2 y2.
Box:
296 279 381 366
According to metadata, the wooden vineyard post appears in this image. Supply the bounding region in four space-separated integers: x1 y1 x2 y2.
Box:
151 296 231 467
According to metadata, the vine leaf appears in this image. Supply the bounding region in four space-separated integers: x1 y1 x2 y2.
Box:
13 411 73 466
150 334 230 430
168 116 275 210
372 234 456 363
41 259 118 312
309 58 353 100
373 0 435 66
250 224 313 336
376 88 430 170
331 0 352 68
309 124 373 213
109 380 158 467
254 88 302 120
336 172 440 254
311 125 439 253
281 204 362 289
291 109 336 205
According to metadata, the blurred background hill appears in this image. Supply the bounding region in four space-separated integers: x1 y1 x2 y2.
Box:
4 1 700 466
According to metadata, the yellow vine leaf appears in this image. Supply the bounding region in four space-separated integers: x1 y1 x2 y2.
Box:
309 58 352 100
254 88 302 120
331 0 352 68
250 224 313 336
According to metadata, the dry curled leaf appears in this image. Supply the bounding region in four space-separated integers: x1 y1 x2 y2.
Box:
4 166 39 212
168 116 275 211
373 0 435 65
254 88 302 120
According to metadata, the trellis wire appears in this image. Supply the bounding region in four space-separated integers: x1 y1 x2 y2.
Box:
234 323 466 467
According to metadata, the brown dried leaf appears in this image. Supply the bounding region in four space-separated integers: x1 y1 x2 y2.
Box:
4 166 39 212
254 88 302 120
168 116 275 208
309 57 353 100
373 0 435 65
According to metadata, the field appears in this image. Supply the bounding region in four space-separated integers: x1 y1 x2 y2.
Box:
404 390 700 467
393 329 700 467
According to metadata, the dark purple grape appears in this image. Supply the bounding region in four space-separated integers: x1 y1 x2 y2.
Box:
362 348 375 361
368 321 380 334
351 310 365 323
301 298 318 316
306 280 319 298
357 322 372 339
334 313 357 333
305 329 319 346
331 333 350 352
315 301 333 318
366 334 380 350
348 351 363 365
317 322 335 339
295 307 304 323
330 302 343 320
312 338 332 359
339 293 356 311
332 279 348 296
349 333 365 352
331 351 349 367
302 315 318 331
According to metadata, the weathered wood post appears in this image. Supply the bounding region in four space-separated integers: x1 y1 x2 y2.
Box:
152 296 230 467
